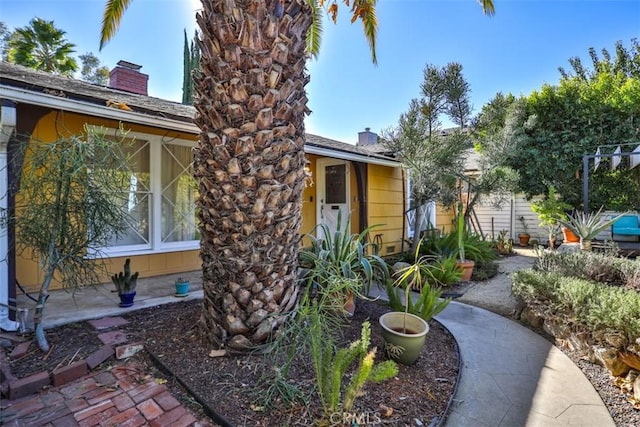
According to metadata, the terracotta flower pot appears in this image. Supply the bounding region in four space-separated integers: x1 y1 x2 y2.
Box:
562 227 580 243
456 259 475 282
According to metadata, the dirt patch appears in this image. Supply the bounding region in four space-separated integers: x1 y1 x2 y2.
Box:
8 298 458 426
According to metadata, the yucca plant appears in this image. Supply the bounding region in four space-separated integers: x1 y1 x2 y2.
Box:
557 207 627 251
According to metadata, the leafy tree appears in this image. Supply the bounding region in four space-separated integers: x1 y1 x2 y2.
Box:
383 62 473 252
444 62 473 127
0 21 10 60
5 126 133 351
473 92 517 137
6 17 77 75
182 29 200 105
100 0 495 349
468 93 522 219
78 52 109 85
559 38 640 80
482 40 640 211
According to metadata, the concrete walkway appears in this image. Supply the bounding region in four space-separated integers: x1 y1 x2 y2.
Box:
9 252 615 426
438 302 614 426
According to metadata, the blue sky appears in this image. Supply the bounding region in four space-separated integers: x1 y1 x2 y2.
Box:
2 0 639 143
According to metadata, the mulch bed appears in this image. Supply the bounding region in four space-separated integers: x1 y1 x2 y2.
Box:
7 298 459 426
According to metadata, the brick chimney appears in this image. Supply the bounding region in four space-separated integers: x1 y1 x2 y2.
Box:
357 127 378 146
109 60 148 95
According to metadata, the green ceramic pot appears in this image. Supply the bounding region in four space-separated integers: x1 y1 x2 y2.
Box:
379 312 429 365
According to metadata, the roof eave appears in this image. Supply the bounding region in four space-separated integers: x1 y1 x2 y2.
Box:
305 144 401 167
1 84 402 167
0 85 199 135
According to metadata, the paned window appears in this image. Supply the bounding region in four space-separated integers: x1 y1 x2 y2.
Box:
96 128 199 256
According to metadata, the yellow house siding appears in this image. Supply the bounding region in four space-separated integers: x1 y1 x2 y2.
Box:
436 205 455 233
300 154 318 246
17 251 201 293
15 111 405 289
367 164 404 255
28 111 197 143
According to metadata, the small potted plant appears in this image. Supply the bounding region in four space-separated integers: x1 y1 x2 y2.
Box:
517 216 531 246
111 258 139 307
381 242 451 365
455 202 474 281
175 276 190 297
557 207 627 251
530 186 572 249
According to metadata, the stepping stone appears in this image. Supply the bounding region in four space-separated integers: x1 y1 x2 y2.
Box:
97 331 128 346
87 317 129 330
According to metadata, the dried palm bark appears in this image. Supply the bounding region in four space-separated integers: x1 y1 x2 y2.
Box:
193 0 311 349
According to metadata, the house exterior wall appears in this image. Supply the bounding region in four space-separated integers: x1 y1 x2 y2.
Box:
16 114 405 291
435 205 455 233
300 155 402 253
367 163 404 255
300 154 317 242
16 111 201 291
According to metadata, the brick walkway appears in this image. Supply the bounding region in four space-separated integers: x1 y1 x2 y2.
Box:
0 361 214 426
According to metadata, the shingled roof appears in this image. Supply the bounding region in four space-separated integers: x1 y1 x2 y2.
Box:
0 62 397 164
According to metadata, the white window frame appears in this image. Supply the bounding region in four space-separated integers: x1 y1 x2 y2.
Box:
90 126 199 257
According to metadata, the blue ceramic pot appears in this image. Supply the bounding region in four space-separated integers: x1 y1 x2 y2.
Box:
175 281 189 297
118 291 136 308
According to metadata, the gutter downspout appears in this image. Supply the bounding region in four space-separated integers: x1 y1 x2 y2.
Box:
0 100 18 331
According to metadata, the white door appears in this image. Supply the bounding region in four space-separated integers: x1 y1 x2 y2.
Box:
316 159 350 239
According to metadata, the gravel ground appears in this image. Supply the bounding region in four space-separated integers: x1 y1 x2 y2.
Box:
560 348 640 427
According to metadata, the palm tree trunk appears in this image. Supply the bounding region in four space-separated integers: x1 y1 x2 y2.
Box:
193 0 312 349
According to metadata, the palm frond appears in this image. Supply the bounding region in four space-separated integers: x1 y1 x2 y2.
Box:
351 0 378 65
100 0 133 50
306 0 324 58
478 0 496 16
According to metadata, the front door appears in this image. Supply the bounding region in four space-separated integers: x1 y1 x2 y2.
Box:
316 159 350 239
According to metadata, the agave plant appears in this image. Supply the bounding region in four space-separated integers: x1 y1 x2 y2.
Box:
299 212 390 297
557 207 628 251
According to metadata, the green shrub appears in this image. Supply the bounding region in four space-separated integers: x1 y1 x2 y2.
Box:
513 268 640 342
585 286 640 336
424 256 463 287
534 250 631 288
619 261 640 292
419 230 496 262
555 278 598 317
471 258 499 281
462 232 498 262
385 242 452 321
512 269 560 304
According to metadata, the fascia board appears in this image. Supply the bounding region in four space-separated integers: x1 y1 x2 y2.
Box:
2 85 401 169
304 145 401 168
0 85 199 135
